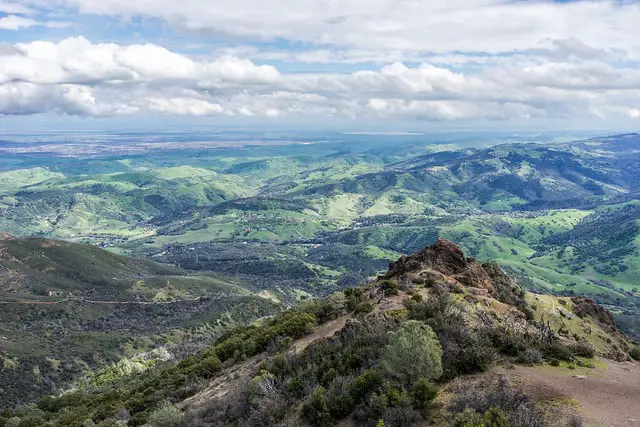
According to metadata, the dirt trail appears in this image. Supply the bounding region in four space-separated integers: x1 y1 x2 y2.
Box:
0 300 60 305
508 359 640 427
0 297 203 305
290 316 348 353
181 315 349 411
379 293 406 312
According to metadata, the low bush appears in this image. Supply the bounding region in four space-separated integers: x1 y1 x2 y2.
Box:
348 370 383 403
487 328 532 357
304 386 331 427
345 288 374 316
571 341 596 358
629 346 640 361
381 406 422 427
449 377 543 427
411 378 438 410
379 280 399 296
147 401 182 427
452 407 510 427
543 342 574 361
440 323 495 379
516 348 543 365
345 288 366 311
567 414 585 427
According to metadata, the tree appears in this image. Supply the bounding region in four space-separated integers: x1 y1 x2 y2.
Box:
381 320 443 384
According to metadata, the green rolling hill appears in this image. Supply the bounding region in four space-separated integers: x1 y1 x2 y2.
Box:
0 236 280 408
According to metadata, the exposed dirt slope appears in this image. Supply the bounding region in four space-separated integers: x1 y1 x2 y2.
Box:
509 359 640 427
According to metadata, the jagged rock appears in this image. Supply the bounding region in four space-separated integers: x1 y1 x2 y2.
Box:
572 297 617 333
468 287 490 296
385 238 521 302
558 307 574 320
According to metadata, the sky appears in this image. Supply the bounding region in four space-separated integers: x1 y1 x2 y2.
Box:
0 0 640 130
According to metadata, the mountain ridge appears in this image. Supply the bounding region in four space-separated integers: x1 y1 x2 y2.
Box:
3 238 637 426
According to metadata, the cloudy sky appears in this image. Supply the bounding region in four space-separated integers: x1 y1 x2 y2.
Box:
1 0 639 130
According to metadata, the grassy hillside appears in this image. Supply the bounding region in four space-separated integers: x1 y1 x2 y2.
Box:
0 237 280 409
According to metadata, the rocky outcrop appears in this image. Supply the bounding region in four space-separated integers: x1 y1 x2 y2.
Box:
385 238 521 303
571 297 618 334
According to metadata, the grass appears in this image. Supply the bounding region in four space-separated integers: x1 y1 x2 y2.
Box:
0 168 65 194
525 293 619 355
323 194 364 223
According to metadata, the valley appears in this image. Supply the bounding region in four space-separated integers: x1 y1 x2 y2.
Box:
2 132 640 302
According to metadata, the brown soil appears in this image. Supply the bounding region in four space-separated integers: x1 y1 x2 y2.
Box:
290 316 347 353
507 359 640 427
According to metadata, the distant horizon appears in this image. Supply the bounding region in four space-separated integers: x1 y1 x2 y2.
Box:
1 115 638 137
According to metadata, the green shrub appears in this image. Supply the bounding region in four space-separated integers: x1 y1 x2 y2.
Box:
353 302 374 316
543 342 574 361
488 328 530 357
405 286 455 327
17 417 48 427
368 393 389 420
348 370 383 403
516 348 543 365
147 401 182 427
380 382 410 407
269 353 289 378
410 293 423 302
450 378 542 427
184 354 222 378
629 346 640 361
304 386 331 427
452 407 510 427
382 321 443 384
344 288 366 312
4 418 20 427
380 280 399 296
286 375 307 398
571 341 596 358
212 308 318 362
440 324 495 379
302 296 345 323
344 288 374 316
411 378 438 410
327 380 355 419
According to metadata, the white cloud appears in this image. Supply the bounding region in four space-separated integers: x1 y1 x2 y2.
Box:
0 14 38 29
0 14 72 30
24 0 640 61
0 1 34 15
146 97 223 116
1 36 640 124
